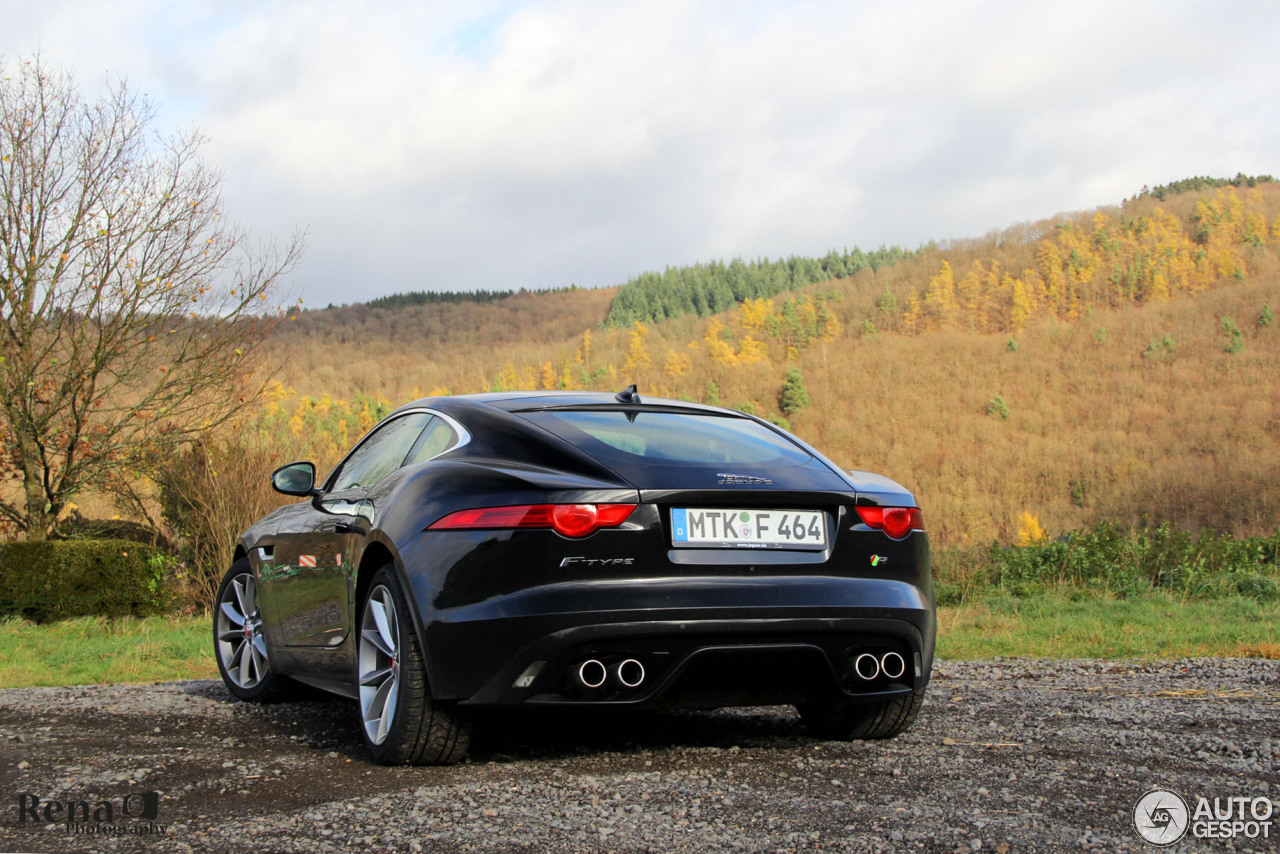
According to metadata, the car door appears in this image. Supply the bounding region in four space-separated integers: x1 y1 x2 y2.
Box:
271 411 433 647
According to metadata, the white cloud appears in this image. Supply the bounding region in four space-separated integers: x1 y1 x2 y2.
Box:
3 0 1278 304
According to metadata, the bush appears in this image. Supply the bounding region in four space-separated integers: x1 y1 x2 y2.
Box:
1221 315 1244 353
938 523 1280 602
157 437 292 611
0 539 178 623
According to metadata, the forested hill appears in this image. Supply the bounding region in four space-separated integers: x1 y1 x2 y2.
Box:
601 246 913 326
338 175 1274 328
270 283 616 350
332 173 1275 328
365 284 585 311
1131 172 1275 202
264 175 1280 547
276 243 912 354
327 244 914 326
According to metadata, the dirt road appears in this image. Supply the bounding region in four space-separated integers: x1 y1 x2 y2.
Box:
2 658 1277 853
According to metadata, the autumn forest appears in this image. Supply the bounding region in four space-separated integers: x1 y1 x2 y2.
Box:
241 180 1277 547
39 177 1276 599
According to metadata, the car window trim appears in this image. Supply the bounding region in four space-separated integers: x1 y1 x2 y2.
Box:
403 413 464 467
323 408 471 492
327 411 433 493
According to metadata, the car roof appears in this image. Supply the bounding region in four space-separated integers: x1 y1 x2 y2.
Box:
391 390 740 417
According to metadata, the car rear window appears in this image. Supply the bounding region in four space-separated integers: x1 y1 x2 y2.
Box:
521 410 812 467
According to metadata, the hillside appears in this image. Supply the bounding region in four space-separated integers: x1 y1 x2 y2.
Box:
259 182 1280 547
265 284 617 399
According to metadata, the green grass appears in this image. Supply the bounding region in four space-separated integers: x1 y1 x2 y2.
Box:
0 614 216 688
933 525 1280 605
0 593 1276 689
938 591 1280 660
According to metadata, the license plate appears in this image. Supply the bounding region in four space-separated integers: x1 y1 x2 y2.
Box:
670 508 827 550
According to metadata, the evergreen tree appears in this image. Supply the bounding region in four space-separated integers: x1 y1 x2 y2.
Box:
779 368 811 415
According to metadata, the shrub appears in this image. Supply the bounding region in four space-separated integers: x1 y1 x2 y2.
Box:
157 437 291 611
972 523 1280 601
1221 315 1244 353
0 539 177 623
1142 334 1176 359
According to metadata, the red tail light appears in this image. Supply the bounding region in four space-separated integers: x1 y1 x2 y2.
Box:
428 504 636 538
855 506 924 539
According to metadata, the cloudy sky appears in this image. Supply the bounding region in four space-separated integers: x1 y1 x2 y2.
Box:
4 0 1278 307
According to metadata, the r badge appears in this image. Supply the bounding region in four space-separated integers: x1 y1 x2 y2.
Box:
870 555 888 566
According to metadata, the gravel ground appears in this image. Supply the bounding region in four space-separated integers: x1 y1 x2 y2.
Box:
1 658 1277 853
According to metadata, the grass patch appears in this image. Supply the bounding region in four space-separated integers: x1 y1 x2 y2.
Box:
0 614 215 689
938 591 1280 660
933 524 1280 605
1 592 1277 689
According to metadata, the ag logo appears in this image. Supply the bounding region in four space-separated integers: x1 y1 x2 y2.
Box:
1133 789 1189 845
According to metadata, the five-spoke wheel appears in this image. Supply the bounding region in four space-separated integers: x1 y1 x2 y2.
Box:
357 565 470 765
358 583 401 745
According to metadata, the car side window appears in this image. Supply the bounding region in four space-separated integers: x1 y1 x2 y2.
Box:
329 412 431 491
403 416 458 465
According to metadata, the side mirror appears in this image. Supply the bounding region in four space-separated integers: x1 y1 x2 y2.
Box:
272 461 320 496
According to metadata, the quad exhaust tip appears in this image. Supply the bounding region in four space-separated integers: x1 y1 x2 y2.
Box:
853 653 880 681
577 659 607 689
880 651 906 680
850 651 908 682
613 658 645 689
572 658 645 693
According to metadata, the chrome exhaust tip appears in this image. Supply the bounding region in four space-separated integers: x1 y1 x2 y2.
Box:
880 651 906 680
576 659 607 689
613 658 645 689
853 652 881 681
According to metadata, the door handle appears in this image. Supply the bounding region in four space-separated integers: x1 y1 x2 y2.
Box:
334 522 364 535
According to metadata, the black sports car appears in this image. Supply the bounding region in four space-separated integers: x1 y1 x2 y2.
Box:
214 388 934 765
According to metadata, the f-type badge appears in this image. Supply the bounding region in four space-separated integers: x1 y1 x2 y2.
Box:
560 557 635 568
716 473 773 485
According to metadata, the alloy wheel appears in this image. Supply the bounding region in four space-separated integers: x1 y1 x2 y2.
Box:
358 584 401 745
215 572 269 689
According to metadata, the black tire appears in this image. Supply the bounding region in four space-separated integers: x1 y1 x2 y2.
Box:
357 565 470 765
798 686 927 740
213 558 289 702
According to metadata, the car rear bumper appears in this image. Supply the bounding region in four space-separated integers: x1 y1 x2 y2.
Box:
416 576 935 708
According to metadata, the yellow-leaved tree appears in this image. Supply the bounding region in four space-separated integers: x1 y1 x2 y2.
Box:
623 321 652 373
1014 512 1049 546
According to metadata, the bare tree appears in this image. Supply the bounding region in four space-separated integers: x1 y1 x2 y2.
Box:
0 56 304 540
